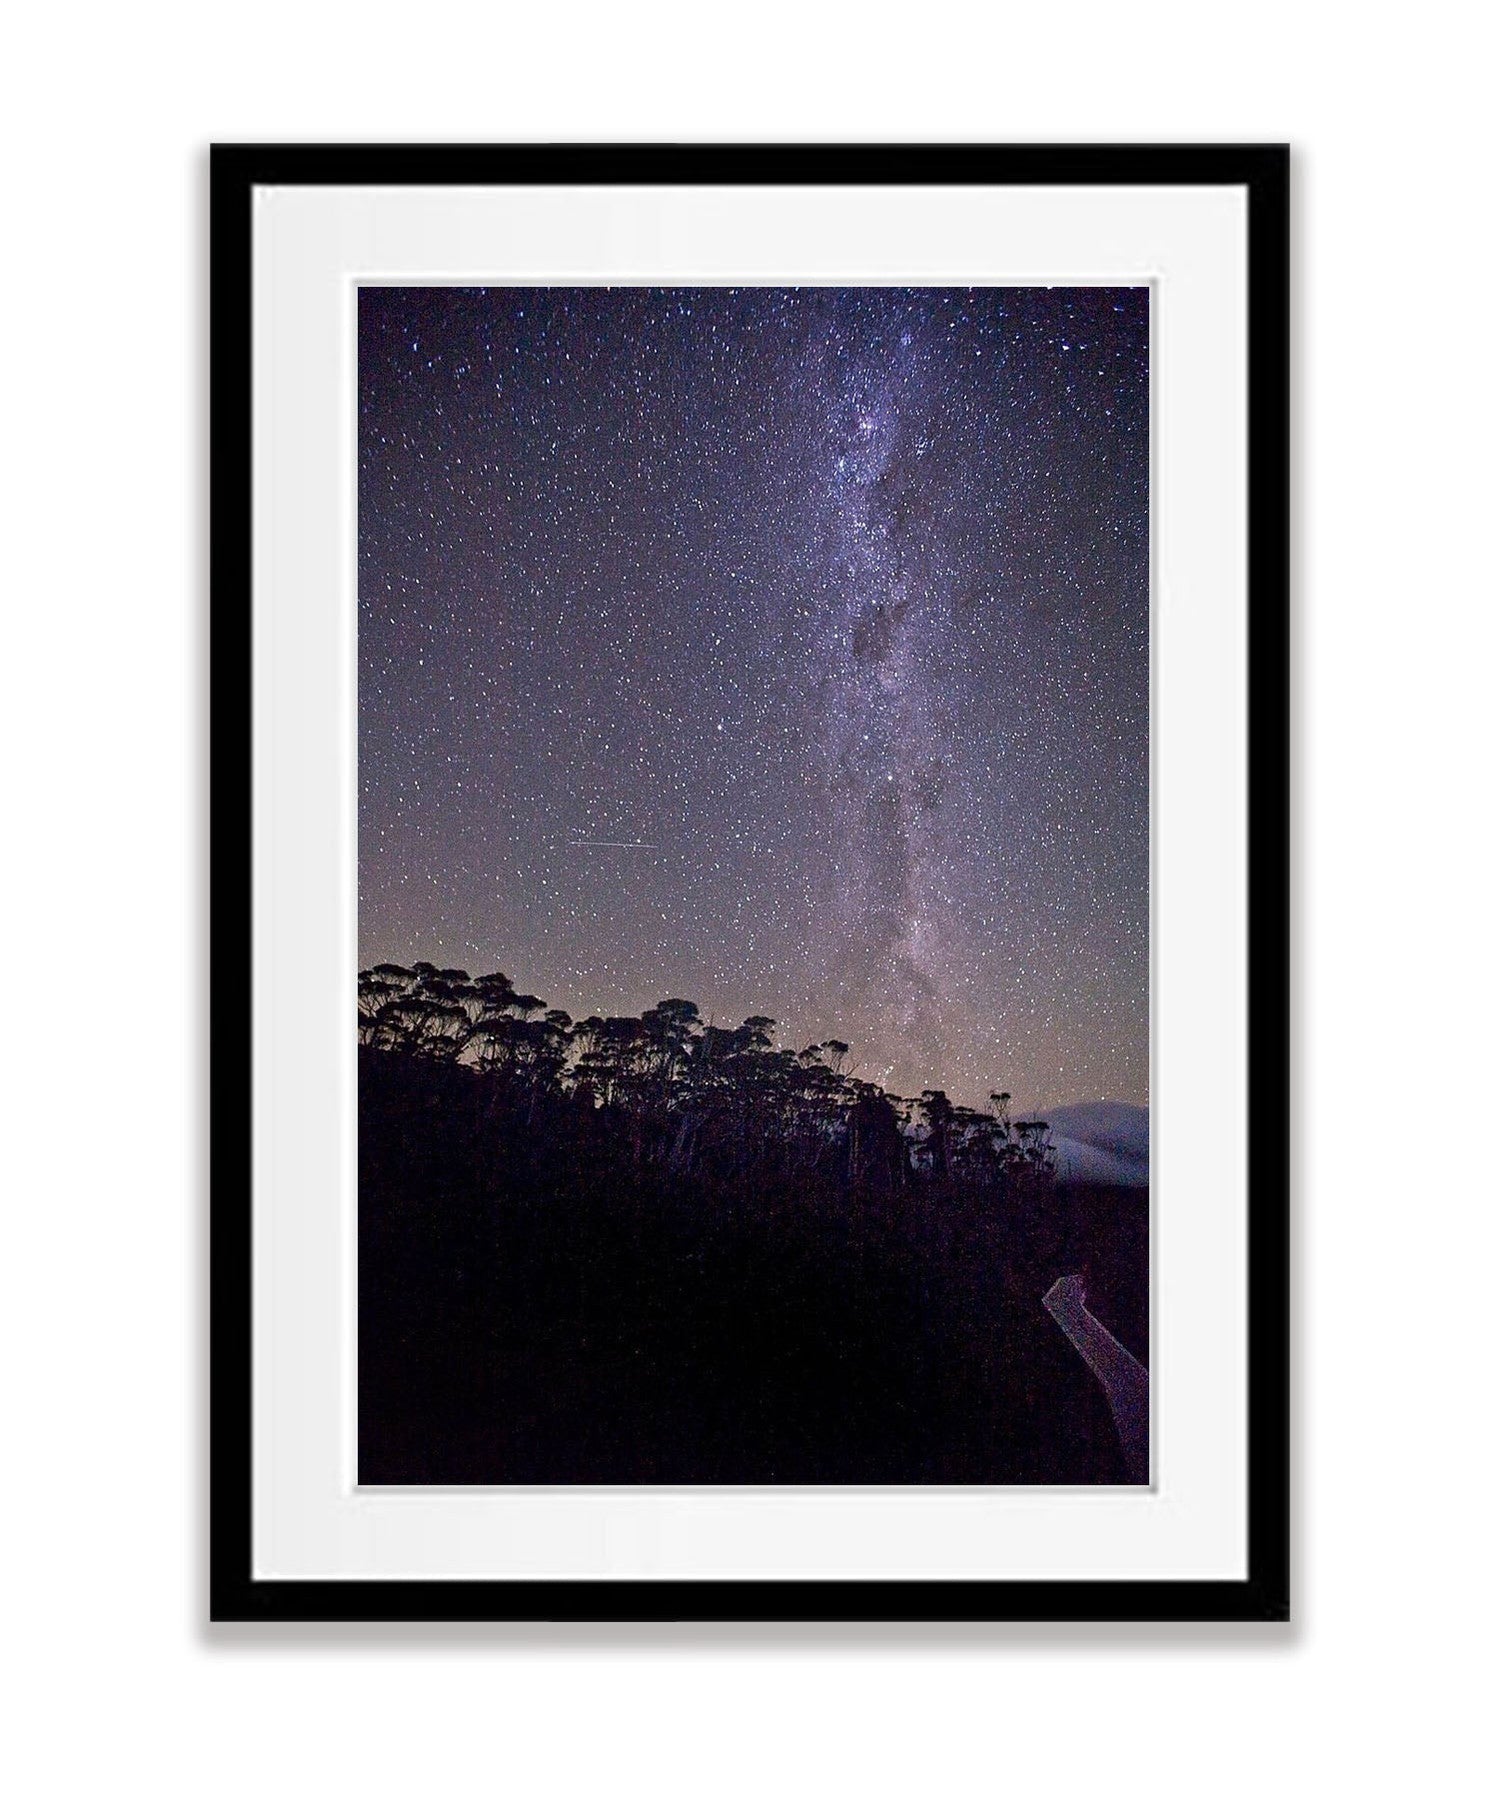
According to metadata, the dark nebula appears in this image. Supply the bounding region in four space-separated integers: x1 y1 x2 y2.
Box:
359 286 1148 1108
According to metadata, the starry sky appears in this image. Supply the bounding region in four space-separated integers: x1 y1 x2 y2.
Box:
359 286 1148 1110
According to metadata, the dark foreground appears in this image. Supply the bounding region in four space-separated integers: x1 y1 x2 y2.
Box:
359 1049 1148 1484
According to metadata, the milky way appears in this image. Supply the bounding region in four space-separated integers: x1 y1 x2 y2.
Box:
359 287 1148 1108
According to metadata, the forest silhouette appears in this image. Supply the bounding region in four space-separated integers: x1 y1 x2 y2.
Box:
359 961 1148 1483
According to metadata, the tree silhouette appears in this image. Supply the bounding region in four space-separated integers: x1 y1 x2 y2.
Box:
355 962 1057 1201
351 958 1133 1489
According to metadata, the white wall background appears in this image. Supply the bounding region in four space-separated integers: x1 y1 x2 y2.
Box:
3 5 1493 1794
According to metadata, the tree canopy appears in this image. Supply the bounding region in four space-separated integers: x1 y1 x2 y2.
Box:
357 960 1055 1198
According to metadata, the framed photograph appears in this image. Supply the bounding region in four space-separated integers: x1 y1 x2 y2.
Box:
211 144 1288 1622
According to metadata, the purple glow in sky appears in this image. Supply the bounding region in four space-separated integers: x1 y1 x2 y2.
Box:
359 287 1148 1108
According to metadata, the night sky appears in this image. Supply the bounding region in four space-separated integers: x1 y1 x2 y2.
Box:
359 287 1148 1109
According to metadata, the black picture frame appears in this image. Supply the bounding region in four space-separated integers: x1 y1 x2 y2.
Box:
210 143 1289 1624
